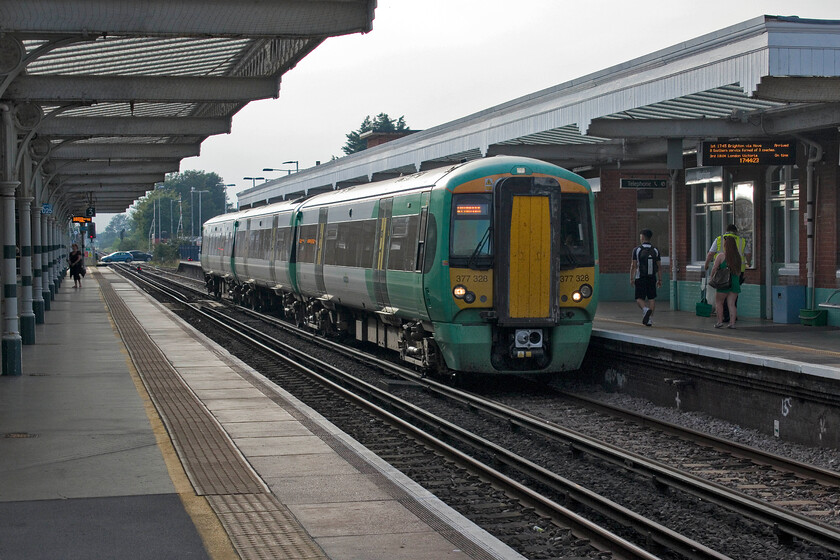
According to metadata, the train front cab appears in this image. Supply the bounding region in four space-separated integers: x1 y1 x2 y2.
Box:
433 164 597 375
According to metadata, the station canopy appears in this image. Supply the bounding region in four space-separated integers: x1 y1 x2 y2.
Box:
237 15 840 207
0 0 376 215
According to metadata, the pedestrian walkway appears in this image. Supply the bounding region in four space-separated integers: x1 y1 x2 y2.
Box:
0 267 524 560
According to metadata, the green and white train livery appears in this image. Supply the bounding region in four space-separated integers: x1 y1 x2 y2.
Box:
201 156 598 377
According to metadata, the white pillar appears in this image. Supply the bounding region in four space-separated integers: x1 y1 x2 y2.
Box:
17 196 35 344
31 204 45 320
1 180 22 375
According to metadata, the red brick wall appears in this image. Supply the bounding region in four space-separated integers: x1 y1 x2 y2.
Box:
592 132 840 289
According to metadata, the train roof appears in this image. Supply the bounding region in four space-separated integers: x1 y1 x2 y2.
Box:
203 197 300 227
296 156 588 209
203 157 589 228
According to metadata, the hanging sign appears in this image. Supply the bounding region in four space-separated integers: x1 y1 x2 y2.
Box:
700 140 796 166
72 216 91 223
41 203 53 214
620 179 667 189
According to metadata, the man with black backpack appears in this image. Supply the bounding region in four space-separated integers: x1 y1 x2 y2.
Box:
630 229 662 326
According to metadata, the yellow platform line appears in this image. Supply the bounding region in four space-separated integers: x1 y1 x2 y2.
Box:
96 272 239 560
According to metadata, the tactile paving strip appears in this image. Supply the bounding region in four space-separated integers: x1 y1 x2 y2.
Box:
97 271 327 560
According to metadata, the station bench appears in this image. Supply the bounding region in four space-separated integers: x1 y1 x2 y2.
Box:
818 289 840 309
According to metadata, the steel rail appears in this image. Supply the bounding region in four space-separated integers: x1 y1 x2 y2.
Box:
118 266 665 559
127 267 840 556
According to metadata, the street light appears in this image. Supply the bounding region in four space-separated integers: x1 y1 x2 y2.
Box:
218 183 235 213
263 160 299 175
191 187 209 238
243 176 265 188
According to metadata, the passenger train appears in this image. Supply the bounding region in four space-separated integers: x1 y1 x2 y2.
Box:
201 156 598 377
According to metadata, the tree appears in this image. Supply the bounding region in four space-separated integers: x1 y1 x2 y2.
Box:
99 214 130 250
342 113 409 155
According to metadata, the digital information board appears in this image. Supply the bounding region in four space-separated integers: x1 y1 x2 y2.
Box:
700 141 796 166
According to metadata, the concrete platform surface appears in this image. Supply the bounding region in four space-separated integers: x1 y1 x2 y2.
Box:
1 267 525 560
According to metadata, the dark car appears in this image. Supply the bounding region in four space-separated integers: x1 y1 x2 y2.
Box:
128 250 153 262
100 251 133 263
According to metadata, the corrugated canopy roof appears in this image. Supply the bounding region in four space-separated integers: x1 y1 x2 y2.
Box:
239 15 840 207
0 0 376 215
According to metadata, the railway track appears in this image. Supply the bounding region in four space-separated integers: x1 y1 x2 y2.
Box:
116 265 840 559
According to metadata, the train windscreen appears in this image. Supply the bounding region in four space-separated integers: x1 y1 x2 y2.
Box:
450 193 493 268
559 194 594 269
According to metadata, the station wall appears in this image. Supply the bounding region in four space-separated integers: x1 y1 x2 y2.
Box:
592 130 840 326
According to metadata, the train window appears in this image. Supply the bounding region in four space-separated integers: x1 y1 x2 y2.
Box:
559 194 594 268
324 224 339 265
358 219 377 268
235 229 248 258
274 228 289 261
297 224 318 263
388 215 420 271
450 193 493 267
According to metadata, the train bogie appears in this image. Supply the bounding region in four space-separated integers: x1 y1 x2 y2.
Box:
201 156 598 378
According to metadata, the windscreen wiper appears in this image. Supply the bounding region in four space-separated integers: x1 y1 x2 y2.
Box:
467 226 492 270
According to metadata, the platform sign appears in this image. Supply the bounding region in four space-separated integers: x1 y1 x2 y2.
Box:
41 203 53 214
620 179 667 189
700 140 796 166
85 206 96 217
72 216 91 223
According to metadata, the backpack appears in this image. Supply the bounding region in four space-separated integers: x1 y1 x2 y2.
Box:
636 244 657 278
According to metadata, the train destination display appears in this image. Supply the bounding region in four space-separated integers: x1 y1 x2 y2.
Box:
700 141 796 166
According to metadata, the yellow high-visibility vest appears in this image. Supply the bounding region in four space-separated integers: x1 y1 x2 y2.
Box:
713 233 746 272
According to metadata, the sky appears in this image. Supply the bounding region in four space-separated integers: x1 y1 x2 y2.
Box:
95 0 840 232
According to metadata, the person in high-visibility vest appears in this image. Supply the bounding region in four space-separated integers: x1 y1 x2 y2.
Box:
704 224 749 322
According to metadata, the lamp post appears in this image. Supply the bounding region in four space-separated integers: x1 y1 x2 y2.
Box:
191 188 209 238
263 160 299 175
219 183 235 213
197 189 209 235
243 176 265 188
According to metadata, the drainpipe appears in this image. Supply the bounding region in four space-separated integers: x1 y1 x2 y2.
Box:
796 136 823 310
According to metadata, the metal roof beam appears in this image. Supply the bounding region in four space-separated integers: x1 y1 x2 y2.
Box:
588 103 840 139
61 174 165 185
0 0 375 37
40 117 231 137
755 77 840 103
63 187 149 195
487 140 668 163
8 75 279 103
55 161 180 174
51 143 201 159
587 118 761 139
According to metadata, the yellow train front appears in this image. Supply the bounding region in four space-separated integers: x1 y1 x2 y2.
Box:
426 156 598 375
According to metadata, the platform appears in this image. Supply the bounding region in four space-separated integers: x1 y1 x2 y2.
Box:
0 268 524 560
3 269 839 560
594 301 840 379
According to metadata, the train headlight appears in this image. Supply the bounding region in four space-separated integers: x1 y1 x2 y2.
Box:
453 285 467 299
572 292 582 302
463 291 476 304
580 284 593 298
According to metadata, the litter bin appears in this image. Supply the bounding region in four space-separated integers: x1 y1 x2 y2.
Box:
799 308 827 326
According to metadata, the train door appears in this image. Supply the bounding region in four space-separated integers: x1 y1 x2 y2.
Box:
269 214 278 286
495 177 558 325
373 197 393 309
314 207 328 295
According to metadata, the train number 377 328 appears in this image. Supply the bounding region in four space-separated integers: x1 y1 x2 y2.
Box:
455 274 489 283
559 274 590 283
